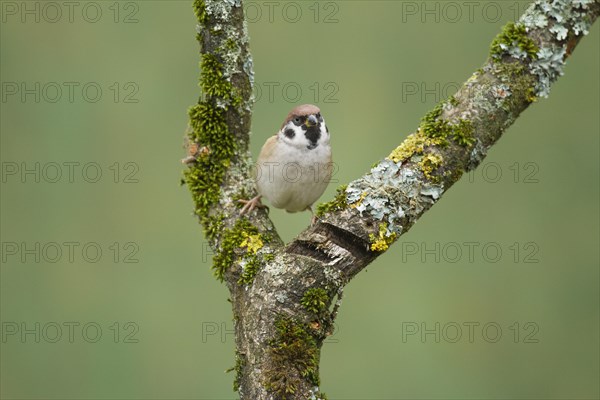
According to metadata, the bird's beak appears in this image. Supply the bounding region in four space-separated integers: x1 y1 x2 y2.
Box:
306 115 318 127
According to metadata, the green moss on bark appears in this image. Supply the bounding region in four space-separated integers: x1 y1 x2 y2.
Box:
211 219 271 282
301 288 329 314
184 1 248 241
193 0 206 24
490 22 539 60
315 185 348 217
185 102 234 220
491 61 539 106
226 351 245 392
419 102 475 147
265 317 320 397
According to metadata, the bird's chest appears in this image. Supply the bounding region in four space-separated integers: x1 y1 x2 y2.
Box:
256 142 332 211
271 144 330 182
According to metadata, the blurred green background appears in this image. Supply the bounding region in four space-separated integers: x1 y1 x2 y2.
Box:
1 1 598 399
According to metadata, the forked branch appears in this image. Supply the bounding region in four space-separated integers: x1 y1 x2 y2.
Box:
183 1 599 398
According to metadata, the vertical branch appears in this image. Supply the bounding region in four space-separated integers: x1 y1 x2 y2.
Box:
183 0 282 283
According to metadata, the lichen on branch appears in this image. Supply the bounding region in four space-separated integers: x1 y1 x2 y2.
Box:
183 0 599 398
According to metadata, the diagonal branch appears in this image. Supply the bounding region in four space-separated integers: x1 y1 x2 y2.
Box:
289 0 600 285
183 1 599 398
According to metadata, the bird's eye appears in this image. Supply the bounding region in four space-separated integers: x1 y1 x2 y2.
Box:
294 117 301 123
316 113 321 119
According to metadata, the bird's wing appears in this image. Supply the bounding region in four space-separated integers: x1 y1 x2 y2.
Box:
259 135 278 161
252 135 278 180
324 151 333 181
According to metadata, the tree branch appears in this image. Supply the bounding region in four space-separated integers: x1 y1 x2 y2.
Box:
183 1 599 398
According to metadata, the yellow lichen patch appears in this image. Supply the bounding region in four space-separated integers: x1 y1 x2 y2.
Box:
369 223 397 252
240 233 264 254
418 153 443 181
349 191 368 209
388 132 445 163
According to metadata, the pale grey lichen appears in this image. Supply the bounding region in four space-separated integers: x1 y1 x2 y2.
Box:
263 255 288 277
532 0 595 36
323 266 343 287
467 140 488 172
244 55 255 85
220 153 255 208
519 0 595 97
492 84 511 98
550 24 569 40
490 83 512 108
203 0 254 112
530 44 567 97
205 0 240 20
507 43 532 60
420 186 443 200
345 158 443 237
521 13 549 29
494 83 512 100
469 84 497 115
274 292 287 304
309 386 327 400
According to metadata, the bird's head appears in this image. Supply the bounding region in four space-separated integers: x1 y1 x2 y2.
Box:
278 104 330 150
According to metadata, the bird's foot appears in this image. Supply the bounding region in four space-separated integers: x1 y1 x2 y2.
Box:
238 195 267 215
311 215 319 226
306 206 320 226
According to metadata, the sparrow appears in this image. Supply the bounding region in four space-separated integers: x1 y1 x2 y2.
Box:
239 104 332 220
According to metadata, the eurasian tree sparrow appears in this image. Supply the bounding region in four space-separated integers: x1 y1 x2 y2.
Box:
239 104 332 218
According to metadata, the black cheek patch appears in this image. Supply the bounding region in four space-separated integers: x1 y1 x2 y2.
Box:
284 128 295 138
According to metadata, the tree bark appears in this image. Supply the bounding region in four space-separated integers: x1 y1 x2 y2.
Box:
183 1 599 398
